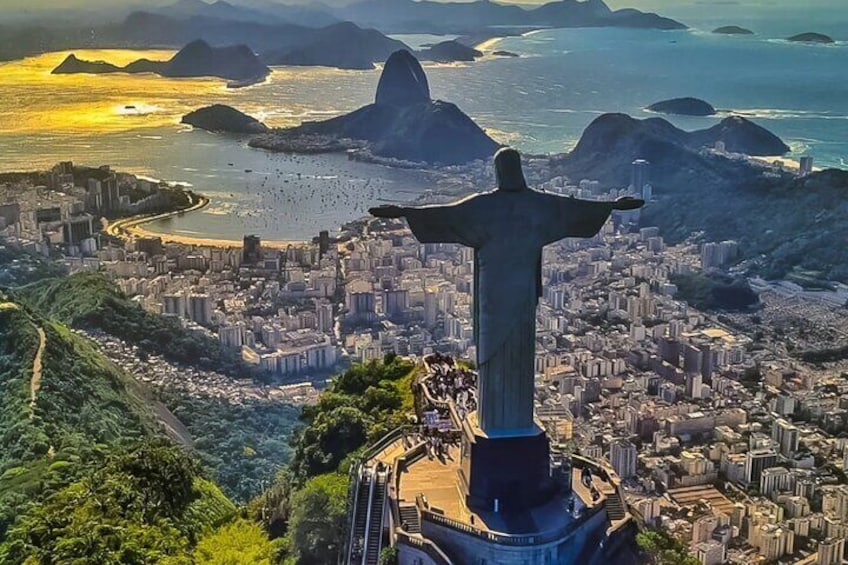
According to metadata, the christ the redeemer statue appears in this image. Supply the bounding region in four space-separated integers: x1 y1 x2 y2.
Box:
371 148 643 438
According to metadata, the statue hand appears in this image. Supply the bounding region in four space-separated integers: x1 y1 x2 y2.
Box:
369 205 406 219
613 197 645 211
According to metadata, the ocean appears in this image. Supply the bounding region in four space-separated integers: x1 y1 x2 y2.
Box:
0 4 845 241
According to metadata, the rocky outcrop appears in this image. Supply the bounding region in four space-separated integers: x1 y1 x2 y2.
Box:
181 105 268 134
250 49 499 165
647 97 717 117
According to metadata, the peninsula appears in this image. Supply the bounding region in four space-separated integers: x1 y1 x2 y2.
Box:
249 50 500 165
417 40 482 63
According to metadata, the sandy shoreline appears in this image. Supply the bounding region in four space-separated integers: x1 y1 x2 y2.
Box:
128 224 309 249
105 193 309 249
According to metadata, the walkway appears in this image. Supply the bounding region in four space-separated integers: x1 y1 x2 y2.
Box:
29 325 46 419
0 301 47 419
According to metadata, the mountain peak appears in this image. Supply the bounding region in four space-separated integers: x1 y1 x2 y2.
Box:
375 49 430 107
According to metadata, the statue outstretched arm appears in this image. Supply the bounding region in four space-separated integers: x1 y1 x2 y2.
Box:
369 196 486 247
539 194 644 243
369 205 407 219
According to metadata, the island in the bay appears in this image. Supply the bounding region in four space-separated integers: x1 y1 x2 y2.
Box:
181 105 269 134
53 40 271 86
647 97 717 116
787 32 834 44
713 25 755 35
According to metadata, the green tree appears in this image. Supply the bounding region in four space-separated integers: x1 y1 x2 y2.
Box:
379 546 399 565
194 518 277 565
291 406 372 479
288 473 348 565
637 529 701 565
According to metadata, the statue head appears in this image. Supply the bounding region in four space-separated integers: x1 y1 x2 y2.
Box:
494 147 528 192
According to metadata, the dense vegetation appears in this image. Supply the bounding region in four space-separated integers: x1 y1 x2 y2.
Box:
0 297 254 563
0 297 155 539
671 272 759 311
1 442 236 564
1 287 417 565
157 390 301 503
0 245 67 287
648 169 848 283
636 529 701 565
248 354 416 564
16 272 252 378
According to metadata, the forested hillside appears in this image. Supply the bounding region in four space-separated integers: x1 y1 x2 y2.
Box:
0 284 418 563
0 295 247 563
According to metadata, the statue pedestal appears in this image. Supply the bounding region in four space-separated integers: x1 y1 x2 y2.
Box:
459 415 557 513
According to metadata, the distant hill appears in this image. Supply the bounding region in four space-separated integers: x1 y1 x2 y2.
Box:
0 0 685 65
555 113 848 281
250 49 500 165
647 97 717 116
713 25 754 35
263 21 408 70
787 32 834 44
182 104 269 134
53 39 270 83
334 0 686 33
165 39 269 80
155 0 339 28
564 113 788 180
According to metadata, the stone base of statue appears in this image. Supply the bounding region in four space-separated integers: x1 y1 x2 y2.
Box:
459 413 557 513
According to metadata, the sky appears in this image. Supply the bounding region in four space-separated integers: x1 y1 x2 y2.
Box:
0 0 833 17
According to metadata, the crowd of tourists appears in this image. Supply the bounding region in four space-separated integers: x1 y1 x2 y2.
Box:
423 352 478 418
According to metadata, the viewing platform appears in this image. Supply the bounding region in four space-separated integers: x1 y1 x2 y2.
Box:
343 355 636 565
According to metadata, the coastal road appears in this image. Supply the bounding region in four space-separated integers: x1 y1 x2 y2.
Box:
104 192 209 241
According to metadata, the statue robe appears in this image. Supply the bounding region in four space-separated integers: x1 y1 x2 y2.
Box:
404 189 615 436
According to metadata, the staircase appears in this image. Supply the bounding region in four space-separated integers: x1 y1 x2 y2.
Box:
348 471 372 564
398 504 421 534
605 491 627 521
363 471 387 565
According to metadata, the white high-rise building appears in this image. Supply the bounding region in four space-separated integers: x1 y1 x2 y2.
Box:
610 439 638 480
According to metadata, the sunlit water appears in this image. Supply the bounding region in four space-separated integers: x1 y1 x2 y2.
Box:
0 21 846 240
